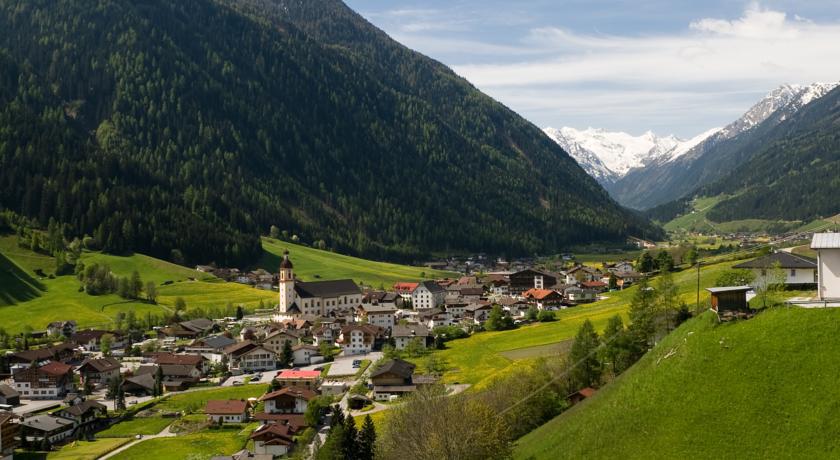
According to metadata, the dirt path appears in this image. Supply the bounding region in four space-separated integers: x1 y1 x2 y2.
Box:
97 423 176 459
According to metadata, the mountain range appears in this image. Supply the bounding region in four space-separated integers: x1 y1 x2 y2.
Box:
0 0 656 266
548 82 839 211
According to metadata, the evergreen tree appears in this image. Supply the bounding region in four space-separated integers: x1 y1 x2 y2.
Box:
655 250 674 272
342 414 359 460
154 366 164 397
281 340 294 368
627 277 656 356
568 319 601 390
130 270 143 298
601 314 626 375
358 415 377 460
656 271 679 331
235 305 244 320
608 272 618 290
637 252 655 273
115 380 126 411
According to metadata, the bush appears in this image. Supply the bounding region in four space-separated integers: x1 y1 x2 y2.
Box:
538 310 556 322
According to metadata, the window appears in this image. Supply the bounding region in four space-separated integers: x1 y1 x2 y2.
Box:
791 269 796 277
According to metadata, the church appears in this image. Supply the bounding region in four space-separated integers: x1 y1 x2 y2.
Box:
273 251 363 321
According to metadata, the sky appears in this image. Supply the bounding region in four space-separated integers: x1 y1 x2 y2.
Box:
344 0 840 138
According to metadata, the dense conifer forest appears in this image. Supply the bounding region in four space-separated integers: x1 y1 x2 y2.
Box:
0 0 655 266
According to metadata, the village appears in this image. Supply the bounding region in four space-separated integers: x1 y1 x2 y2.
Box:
3 231 840 460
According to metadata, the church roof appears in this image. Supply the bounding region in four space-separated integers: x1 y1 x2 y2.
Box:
280 250 294 269
295 279 360 298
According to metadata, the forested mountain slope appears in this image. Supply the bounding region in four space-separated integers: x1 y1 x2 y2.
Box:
0 0 654 266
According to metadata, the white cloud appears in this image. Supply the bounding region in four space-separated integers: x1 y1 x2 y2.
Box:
440 4 840 135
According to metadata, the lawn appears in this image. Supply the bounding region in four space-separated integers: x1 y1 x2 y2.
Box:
48 438 132 460
0 236 275 334
97 415 174 437
260 237 458 288
515 308 840 459
116 424 258 460
415 259 741 389
156 384 269 414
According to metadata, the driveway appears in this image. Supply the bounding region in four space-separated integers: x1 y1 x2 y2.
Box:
222 370 276 387
327 351 382 378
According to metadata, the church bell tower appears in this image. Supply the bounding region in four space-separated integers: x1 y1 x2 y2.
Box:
277 250 295 313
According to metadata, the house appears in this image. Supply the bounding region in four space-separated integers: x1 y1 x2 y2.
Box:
453 286 484 302
522 288 564 310
179 318 219 336
613 271 643 289
311 326 336 347
628 236 656 249
262 329 302 356
813 233 840 301
12 361 74 400
224 342 276 373
7 343 76 367
54 400 107 429
18 414 75 445
337 324 384 355
370 359 416 401
606 261 634 274
357 304 397 330
159 364 202 390
69 330 124 352
733 251 817 289
444 302 468 319
260 387 318 414
411 281 446 310
565 266 601 285
250 423 296 457
0 411 19 460
706 286 752 313
464 303 493 324
363 291 403 309
275 370 321 390
391 324 430 350
273 251 363 319
564 287 598 304
121 373 156 396
291 345 322 366
581 280 608 292
509 269 561 295
206 400 250 424
498 296 530 317
393 282 419 301
186 335 237 362
77 357 121 387
152 353 208 375
418 309 453 329
0 385 20 407
46 321 77 338
210 449 273 460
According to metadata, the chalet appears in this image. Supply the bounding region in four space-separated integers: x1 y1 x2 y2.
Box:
337 324 384 355
179 318 219 336
370 359 416 401
564 287 598 304
311 326 336 346
606 261 635 273
393 282 419 301
581 280 608 292
7 343 75 366
0 385 19 406
509 269 561 295
498 296 530 317
152 353 208 375
159 364 202 390
418 308 452 328
186 335 237 362
54 400 107 429
275 370 321 390
522 288 564 310
613 271 643 289
464 303 493 324
210 449 273 460
565 265 601 284
12 361 74 400
291 345 322 366
18 414 75 445
412 281 446 310
77 357 121 387
362 291 403 309
356 304 397 330
391 324 429 350
46 321 77 338
250 423 296 457
206 400 250 424
733 252 817 289
444 302 468 319
251 413 307 432
121 373 156 396
0 411 19 459
706 286 752 313
223 342 276 373
262 329 302 356
812 233 840 301
69 330 124 352
274 252 363 319
260 387 317 414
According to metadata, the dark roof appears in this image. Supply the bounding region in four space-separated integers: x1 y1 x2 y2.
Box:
295 279 360 298
195 335 237 350
250 423 295 444
732 252 817 269
10 343 74 363
416 280 445 294
19 414 74 432
223 341 259 356
706 286 753 293
160 364 198 377
179 318 216 333
39 361 74 376
260 386 318 402
153 353 205 366
79 357 121 373
124 373 156 390
205 399 248 414
370 359 415 379
70 329 118 343
280 250 294 269
60 400 106 417
392 324 429 338
0 383 19 398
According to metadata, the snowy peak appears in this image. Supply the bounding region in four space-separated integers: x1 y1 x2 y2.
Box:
544 126 717 184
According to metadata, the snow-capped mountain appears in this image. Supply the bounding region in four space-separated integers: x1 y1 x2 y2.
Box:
543 126 718 184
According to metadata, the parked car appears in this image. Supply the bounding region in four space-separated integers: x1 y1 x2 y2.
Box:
233 380 244 386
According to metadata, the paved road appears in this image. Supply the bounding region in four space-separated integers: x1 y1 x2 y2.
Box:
222 369 276 387
98 422 176 459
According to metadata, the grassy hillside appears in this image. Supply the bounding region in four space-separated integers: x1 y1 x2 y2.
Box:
0 236 275 335
663 196 808 235
415 259 739 389
515 308 840 459
260 237 457 288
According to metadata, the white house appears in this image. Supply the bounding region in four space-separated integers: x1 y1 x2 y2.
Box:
223 342 276 373
260 387 317 414
411 281 446 310
357 304 396 330
338 324 382 355
392 324 429 350
732 251 817 288
812 233 840 300
205 400 249 424
250 423 295 457
291 344 323 366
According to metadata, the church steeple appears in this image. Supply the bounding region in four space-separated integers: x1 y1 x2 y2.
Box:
277 250 296 316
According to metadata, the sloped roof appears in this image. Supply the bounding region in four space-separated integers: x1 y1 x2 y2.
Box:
812 232 840 249
260 386 318 402
61 400 106 417
392 324 429 338
153 353 204 366
522 288 560 300
39 361 73 376
79 357 121 373
19 414 74 432
370 359 415 379
733 252 817 269
205 399 248 415
0 383 20 398
416 280 445 294
276 370 321 380
295 279 360 298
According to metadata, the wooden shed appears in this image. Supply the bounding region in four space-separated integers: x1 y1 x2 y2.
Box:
706 286 752 313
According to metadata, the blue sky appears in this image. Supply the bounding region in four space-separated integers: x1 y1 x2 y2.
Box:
345 1 840 137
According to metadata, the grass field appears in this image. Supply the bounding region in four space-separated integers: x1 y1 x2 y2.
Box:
0 236 275 334
515 307 840 459
157 384 269 413
414 259 743 389
47 438 131 460
116 423 258 460
98 415 174 437
260 237 458 288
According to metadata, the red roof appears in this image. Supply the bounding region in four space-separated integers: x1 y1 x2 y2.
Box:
579 387 596 398
205 399 248 415
393 282 419 293
40 361 73 376
581 281 607 288
276 370 321 380
522 288 560 300
249 423 295 444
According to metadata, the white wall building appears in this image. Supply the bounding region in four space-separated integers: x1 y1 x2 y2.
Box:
733 251 817 288
274 251 362 320
411 281 446 310
812 233 840 301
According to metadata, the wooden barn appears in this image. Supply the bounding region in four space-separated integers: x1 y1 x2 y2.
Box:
706 286 752 313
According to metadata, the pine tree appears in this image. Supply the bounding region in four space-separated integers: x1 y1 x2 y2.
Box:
601 314 626 375
627 277 656 357
358 415 377 460
568 319 601 390
154 366 164 397
342 414 359 460
281 340 293 368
